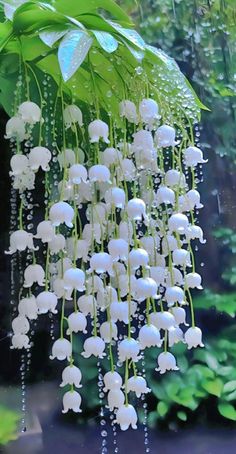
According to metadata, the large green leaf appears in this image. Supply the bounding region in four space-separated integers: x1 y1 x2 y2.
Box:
218 403 236 421
92 30 118 53
58 30 93 81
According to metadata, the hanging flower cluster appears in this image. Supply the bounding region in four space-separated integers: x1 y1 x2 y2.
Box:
6 90 207 430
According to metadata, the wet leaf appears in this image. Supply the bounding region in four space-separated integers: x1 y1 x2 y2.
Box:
58 30 93 81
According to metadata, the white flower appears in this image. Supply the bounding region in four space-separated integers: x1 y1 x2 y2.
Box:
139 98 158 125
88 164 110 183
36 291 58 314
12 315 29 334
100 321 118 342
13 169 35 191
185 189 203 210
127 198 146 220
132 130 154 151
105 187 126 209
127 376 151 398
68 164 87 184
150 311 176 330
168 213 189 234
62 390 82 414
67 238 89 262
118 338 140 363
101 147 122 167
155 125 178 148
57 148 76 169
185 225 206 243
50 338 72 360
138 324 162 349
185 272 203 289
168 326 184 347
83 223 102 244
110 301 129 324
48 234 66 254
135 277 159 302
165 286 185 307
107 389 125 410
119 100 137 123
5 116 26 142
150 266 166 286
77 295 96 316
18 296 38 320
24 264 45 287
10 154 29 176
11 334 30 350
103 371 122 392
155 186 175 206
116 404 138 431
64 268 85 292
66 312 87 334
119 221 133 243
172 248 191 267
64 105 83 129
171 307 189 326
49 201 74 228
18 101 41 124
90 252 113 275
184 146 207 167
108 239 129 262
128 248 149 270
35 221 54 243
165 169 186 188
60 365 82 388
81 336 106 359
5 230 36 254
185 327 204 349
156 352 179 374
88 119 109 143
117 158 136 182
28 146 51 171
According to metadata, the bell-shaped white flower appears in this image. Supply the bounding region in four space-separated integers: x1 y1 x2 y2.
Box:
138 324 162 349
18 101 41 124
67 238 89 262
127 376 151 398
10 154 29 176
139 98 158 125
110 301 129 324
168 326 185 347
5 230 36 254
184 146 207 167
173 248 191 267
50 338 72 360
5 116 26 142
60 365 82 388
119 100 137 123
83 223 102 244
62 390 82 414
48 234 66 254
150 266 166 286
107 389 125 411
100 321 118 343
127 198 146 220
186 189 203 210
49 201 74 228
155 125 178 148
18 296 38 320
129 248 149 270
101 147 122 167
186 225 206 243
77 295 96 316
118 338 140 363
66 312 87 334
135 277 159 302
35 221 54 243
165 169 186 188
132 130 154 151
11 334 31 350
81 336 106 359
88 164 110 183
28 146 51 171
165 267 184 287
150 311 176 330
64 268 85 292
36 291 58 314
155 186 175 206
108 239 129 262
117 158 136 182
156 352 179 374
24 264 45 287
119 221 133 243
185 327 204 349
168 213 189 234
68 164 87 184
88 119 109 143
116 404 138 431
57 148 76 169
105 187 126 209
12 315 29 334
165 286 185 307
90 252 113 275
103 371 122 392
64 105 83 129
171 307 189 326
185 272 203 289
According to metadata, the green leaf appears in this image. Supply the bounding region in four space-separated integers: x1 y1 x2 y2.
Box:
223 381 236 394
92 30 118 53
202 378 223 397
177 411 187 421
58 30 93 81
13 2 66 34
106 19 145 49
0 406 20 445
218 403 236 421
157 401 168 417
39 29 68 47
